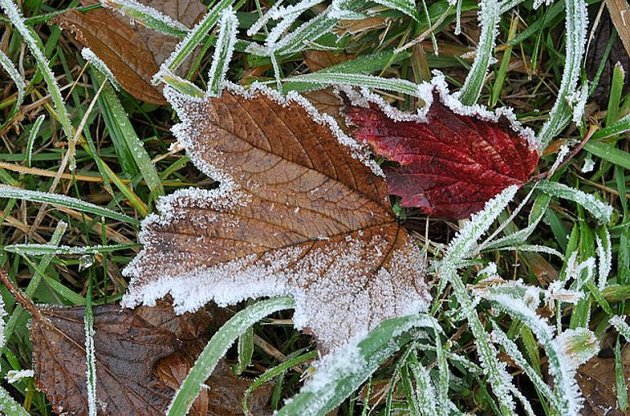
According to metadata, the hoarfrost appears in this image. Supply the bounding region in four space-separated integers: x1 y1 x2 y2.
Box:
5 369 34 384
581 154 595 173
84 311 97 416
610 315 630 341
206 8 238 97
82 48 121 89
595 228 611 290
102 0 190 32
0 293 5 351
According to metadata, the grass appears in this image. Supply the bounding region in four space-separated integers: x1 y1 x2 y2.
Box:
0 0 629 415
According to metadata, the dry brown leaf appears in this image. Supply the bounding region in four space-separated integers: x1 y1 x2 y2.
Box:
31 302 211 415
586 8 630 107
155 340 273 416
303 51 354 72
54 0 206 104
335 17 389 36
604 0 630 58
576 345 630 416
122 85 431 351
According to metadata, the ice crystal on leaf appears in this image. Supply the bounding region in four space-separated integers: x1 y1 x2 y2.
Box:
122 84 431 351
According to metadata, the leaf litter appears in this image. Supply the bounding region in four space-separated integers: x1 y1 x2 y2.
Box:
54 0 206 104
122 83 431 351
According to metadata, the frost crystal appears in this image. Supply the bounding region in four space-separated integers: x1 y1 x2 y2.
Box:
595 228 611 290
5 369 34 384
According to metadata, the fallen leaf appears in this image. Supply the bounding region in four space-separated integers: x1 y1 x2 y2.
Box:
122 84 431 352
585 8 630 107
344 87 539 219
304 88 347 129
576 345 630 416
54 0 206 104
304 51 353 72
155 340 273 416
31 302 210 415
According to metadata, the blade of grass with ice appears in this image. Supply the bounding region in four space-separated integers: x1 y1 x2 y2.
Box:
207 8 238 96
2 222 67 343
536 181 613 224
92 71 163 196
276 314 439 416
274 0 363 55
438 186 521 415
373 0 420 20
0 50 25 130
167 296 295 416
0 0 74 143
610 316 630 341
282 73 422 96
84 278 97 416
0 186 138 225
457 0 500 105
101 0 189 37
157 0 238 81
584 141 630 171
536 0 588 149
25 115 45 168
479 287 598 416
4 243 139 256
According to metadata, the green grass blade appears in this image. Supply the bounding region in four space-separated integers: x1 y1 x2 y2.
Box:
605 62 625 126
591 113 630 140
610 316 630 341
276 314 439 416
536 181 613 224
103 0 189 37
4 243 139 256
2 222 67 343
536 0 588 149
93 71 164 196
0 0 74 142
373 0 419 20
615 338 628 411
25 114 45 168
282 72 421 96
0 388 30 416
157 0 238 80
584 141 630 170
457 0 499 105
0 186 138 225
242 350 318 414
167 296 295 416
207 8 238 96
0 49 25 128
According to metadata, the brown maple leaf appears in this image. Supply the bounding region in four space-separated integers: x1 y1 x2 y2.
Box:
54 0 206 104
122 85 431 351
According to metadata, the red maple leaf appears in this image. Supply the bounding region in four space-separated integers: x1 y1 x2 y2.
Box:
345 96 539 219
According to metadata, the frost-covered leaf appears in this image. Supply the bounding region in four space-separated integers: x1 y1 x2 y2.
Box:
344 84 539 219
122 84 431 351
54 0 206 104
31 302 210 415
